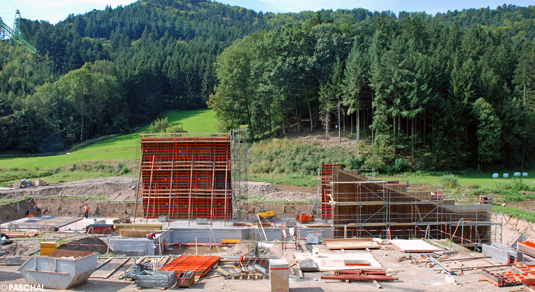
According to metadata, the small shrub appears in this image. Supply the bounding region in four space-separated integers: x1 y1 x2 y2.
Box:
120 166 130 174
116 162 124 173
68 164 76 172
148 117 171 133
438 174 459 188
53 168 60 174
166 125 187 133
464 183 481 190
363 154 386 173
392 158 411 173
34 167 39 171
346 154 366 170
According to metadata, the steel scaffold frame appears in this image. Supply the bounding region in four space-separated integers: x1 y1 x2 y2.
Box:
329 167 498 246
231 129 248 220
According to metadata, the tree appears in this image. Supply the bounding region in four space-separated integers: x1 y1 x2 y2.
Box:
343 39 369 142
209 34 259 139
472 98 502 169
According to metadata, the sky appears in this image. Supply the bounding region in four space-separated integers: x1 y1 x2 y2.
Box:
0 0 533 26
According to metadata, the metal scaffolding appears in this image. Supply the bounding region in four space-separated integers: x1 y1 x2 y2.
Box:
231 129 248 220
324 167 498 246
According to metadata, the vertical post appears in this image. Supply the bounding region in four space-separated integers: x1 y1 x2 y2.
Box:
145 155 156 224
167 135 176 224
187 150 195 226
461 219 464 247
501 213 504 243
344 225 347 239
133 144 144 223
210 137 216 225
224 139 229 226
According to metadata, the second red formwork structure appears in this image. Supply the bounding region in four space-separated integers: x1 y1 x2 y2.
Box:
138 133 232 221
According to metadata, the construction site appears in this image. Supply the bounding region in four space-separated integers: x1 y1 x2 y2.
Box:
1 131 535 292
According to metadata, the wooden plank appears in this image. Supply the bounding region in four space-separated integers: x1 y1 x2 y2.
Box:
433 258 453 273
104 258 130 279
94 257 113 272
389 240 442 253
323 238 374 243
257 214 268 241
325 242 380 250
159 255 171 268
373 280 383 289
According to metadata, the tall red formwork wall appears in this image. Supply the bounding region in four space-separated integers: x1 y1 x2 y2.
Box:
139 134 232 220
321 164 342 220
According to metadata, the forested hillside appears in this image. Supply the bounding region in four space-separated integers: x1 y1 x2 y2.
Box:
210 6 535 171
1 0 535 172
0 0 269 153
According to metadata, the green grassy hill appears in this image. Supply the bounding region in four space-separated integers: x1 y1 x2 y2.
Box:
0 109 220 170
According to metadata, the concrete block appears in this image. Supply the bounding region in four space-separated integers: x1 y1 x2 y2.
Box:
492 241 523 262
483 244 510 263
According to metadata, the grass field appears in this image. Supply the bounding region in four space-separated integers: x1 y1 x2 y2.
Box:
0 109 220 170
378 172 535 189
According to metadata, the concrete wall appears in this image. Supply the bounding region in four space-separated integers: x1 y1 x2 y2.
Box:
170 227 333 243
102 226 334 255
171 227 249 243
101 231 172 256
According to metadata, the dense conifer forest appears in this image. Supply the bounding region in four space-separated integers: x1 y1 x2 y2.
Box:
1 0 535 170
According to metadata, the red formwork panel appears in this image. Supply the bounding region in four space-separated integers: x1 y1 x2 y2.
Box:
139 134 232 220
321 164 342 220
161 255 220 280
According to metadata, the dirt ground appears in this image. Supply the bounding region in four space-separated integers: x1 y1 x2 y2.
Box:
0 179 317 223
0 177 139 201
0 239 517 292
57 236 109 254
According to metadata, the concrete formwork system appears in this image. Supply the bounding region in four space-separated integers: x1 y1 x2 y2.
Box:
321 164 342 220
137 133 232 222
328 167 496 246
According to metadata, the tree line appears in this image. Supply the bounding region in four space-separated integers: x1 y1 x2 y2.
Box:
210 10 535 170
0 0 534 172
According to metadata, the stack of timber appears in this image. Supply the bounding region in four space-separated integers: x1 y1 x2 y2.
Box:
321 269 398 282
322 238 381 250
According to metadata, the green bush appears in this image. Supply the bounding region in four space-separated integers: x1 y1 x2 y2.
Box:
120 166 130 174
346 154 366 170
116 162 124 173
166 125 187 133
438 174 459 188
68 164 76 172
392 158 411 173
148 117 171 133
362 154 386 173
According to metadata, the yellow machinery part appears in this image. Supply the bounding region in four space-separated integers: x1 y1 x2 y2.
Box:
258 211 275 218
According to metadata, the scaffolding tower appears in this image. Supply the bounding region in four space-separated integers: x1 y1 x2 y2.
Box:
324 166 499 246
231 129 248 220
